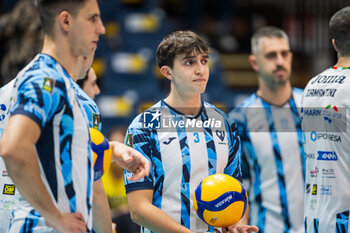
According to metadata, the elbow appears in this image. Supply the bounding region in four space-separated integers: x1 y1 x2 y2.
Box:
128 206 143 225
0 141 14 162
0 141 25 169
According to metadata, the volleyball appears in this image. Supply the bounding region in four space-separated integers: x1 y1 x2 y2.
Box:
193 174 248 227
90 128 112 181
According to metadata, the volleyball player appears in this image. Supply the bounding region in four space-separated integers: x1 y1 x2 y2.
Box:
302 7 350 233
229 26 305 233
124 30 259 233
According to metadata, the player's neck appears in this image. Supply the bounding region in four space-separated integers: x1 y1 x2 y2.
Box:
41 36 83 82
335 56 350 68
257 82 292 106
166 91 202 115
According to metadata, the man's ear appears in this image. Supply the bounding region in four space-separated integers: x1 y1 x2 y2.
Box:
248 54 258 71
160 66 173 81
332 39 338 52
58 11 71 32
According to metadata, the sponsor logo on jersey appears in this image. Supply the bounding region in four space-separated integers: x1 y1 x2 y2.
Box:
305 153 315 159
2 170 9 177
306 183 311 194
0 199 16 209
312 184 317 195
92 113 100 129
321 168 336 179
310 75 346 85
320 185 332 195
309 199 317 210
317 151 338 161
163 137 176 145
305 88 337 97
42 77 55 93
323 105 342 123
0 104 7 122
126 134 133 147
3 184 15 195
310 166 319 177
304 109 321 116
310 131 341 142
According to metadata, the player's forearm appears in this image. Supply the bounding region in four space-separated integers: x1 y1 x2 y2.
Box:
92 179 113 233
129 202 194 233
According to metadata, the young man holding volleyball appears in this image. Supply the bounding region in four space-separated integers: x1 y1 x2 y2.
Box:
124 30 259 233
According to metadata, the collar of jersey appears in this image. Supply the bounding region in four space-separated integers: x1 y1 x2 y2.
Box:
161 99 204 119
39 53 71 79
331 66 350 70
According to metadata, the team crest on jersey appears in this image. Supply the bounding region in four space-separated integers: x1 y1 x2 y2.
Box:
126 133 133 147
3 184 15 195
216 130 225 141
92 113 100 129
42 77 55 93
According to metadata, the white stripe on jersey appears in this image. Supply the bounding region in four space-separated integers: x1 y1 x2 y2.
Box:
186 122 209 231
59 65 92 226
158 107 183 224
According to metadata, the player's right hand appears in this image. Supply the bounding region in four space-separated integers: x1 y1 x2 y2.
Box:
50 212 86 233
110 141 150 181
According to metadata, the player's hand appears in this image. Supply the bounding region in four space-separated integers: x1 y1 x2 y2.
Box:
220 224 259 233
49 212 86 233
110 141 150 181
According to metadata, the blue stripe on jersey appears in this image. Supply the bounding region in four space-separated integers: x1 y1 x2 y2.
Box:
245 132 266 232
225 121 241 180
201 108 215 233
261 100 291 233
152 131 164 210
36 122 58 201
201 108 217 176
60 104 76 212
305 217 307 233
20 209 41 233
86 150 92 217
289 96 305 181
242 129 266 233
336 210 349 233
314 218 319 233
171 111 191 228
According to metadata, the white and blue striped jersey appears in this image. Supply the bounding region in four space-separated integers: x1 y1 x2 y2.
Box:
229 88 305 233
71 80 101 131
302 67 350 233
124 100 241 233
8 54 94 232
0 78 20 233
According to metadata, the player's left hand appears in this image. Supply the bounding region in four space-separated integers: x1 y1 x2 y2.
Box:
110 141 150 181
215 224 259 233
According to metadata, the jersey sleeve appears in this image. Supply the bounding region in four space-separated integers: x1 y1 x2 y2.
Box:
123 120 154 193
228 109 252 183
224 115 242 182
11 74 66 130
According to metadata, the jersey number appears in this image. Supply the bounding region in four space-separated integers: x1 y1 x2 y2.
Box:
193 133 200 143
